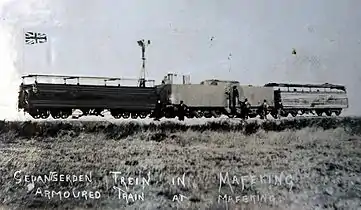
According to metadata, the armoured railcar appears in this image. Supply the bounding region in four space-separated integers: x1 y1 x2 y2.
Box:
264 83 349 117
18 74 158 119
157 78 275 118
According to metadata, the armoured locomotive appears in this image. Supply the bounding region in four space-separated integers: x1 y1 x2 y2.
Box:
17 73 349 120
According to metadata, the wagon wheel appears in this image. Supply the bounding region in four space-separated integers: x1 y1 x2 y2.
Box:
122 112 130 118
131 113 138 119
291 112 297 117
139 112 147 119
50 110 60 119
60 110 71 119
81 109 90 116
29 109 41 119
40 111 50 119
113 114 122 119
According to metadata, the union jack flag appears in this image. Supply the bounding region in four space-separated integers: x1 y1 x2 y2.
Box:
24 31 47 45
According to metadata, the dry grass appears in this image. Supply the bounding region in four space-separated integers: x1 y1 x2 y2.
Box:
0 117 360 210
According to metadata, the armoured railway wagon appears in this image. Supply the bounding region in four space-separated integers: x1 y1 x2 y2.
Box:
17 74 349 119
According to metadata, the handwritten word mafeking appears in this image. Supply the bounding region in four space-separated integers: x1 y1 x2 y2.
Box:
219 172 294 193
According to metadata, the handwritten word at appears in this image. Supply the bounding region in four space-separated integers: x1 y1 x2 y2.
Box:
171 173 189 203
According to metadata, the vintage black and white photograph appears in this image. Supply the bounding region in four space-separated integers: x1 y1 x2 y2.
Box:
0 0 360 209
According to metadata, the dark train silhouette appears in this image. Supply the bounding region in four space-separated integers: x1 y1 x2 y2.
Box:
17 73 349 120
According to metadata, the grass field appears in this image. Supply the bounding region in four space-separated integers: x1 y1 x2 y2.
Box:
0 117 360 210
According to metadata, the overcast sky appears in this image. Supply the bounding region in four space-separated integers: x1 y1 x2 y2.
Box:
2 0 361 114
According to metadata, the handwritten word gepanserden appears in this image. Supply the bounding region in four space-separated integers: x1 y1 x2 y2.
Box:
13 171 93 184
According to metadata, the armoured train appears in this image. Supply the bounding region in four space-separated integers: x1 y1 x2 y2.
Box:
17 73 349 120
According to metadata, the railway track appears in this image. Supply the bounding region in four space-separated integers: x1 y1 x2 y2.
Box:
9 112 349 124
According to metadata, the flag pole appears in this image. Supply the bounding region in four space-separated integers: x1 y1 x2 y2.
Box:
46 31 52 69
22 28 24 73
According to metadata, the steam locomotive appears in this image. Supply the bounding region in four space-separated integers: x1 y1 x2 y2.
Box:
17 73 349 120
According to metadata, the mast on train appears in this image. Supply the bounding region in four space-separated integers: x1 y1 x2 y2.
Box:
137 39 151 87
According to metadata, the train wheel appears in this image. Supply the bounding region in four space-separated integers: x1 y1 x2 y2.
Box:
139 113 147 119
81 109 90 116
196 111 204 118
280 111 288 117
131 113 138 119
316 110 323 116
271 112 278 119
40 111 50 119
50 110 60 119
122 112 130 118
60 110 71 119
334 110 341 116
211 110 221 118
204 111 212 118
32 113 41 119
113 114 121 119
29 109 41 119
291 111 297 117
325 110 332 116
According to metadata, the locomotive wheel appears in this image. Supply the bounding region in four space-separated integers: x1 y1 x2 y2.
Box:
334 110 341 116
248 114 257 118
212 110 221 118
204 112 212 118
316 110 323 116
325 110 332 116
271 112 278 119
122 112 130 118
280 111 288 117
196 111 204 118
